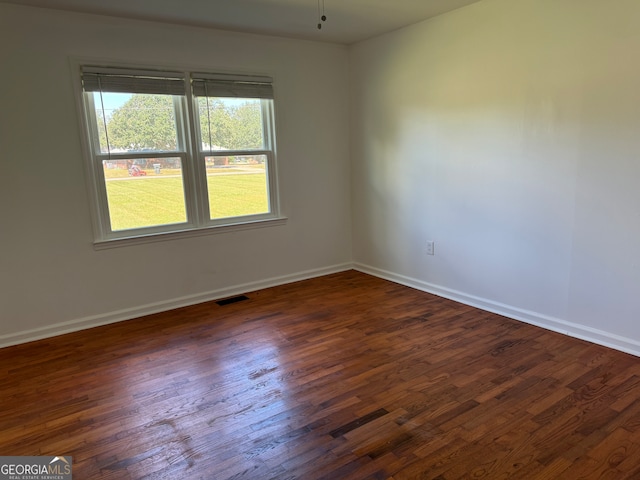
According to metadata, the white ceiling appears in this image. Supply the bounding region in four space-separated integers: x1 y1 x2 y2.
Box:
0 0 483 44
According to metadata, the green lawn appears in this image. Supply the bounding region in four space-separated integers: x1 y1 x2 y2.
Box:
105 173 268 231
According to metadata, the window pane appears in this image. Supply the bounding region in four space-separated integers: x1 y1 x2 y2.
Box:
103 158 187 231
198 98 265 151
205 155 269 219
92 93 178 153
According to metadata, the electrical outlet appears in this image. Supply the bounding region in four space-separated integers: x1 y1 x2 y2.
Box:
426 240 435 256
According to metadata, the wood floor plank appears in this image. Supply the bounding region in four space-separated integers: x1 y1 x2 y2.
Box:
2 270 640 479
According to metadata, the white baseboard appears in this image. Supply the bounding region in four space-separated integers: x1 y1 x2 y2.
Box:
0 263 353 349
354 263 640 358
7 261 640 358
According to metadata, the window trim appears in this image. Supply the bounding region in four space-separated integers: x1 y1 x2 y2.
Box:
71 59 286 247
92 216 289 250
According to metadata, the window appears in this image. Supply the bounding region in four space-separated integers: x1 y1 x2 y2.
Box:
78 65 281 244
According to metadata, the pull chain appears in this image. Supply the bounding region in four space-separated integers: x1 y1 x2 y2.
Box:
317 0 326 29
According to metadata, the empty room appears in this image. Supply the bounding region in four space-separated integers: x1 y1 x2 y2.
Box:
2 0 640 478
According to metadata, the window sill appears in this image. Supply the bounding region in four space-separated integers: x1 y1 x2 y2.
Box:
93 216 288 250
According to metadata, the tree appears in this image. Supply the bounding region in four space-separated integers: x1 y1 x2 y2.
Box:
104 95 263 154
95 112 109 153
198 98 234 150
106 94 177 151
229 101 263 150
198 99 263 151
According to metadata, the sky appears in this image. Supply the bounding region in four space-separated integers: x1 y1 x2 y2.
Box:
97 92 131 118
95 92 249 119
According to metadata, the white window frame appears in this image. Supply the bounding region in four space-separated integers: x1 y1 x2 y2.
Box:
73 60 285 249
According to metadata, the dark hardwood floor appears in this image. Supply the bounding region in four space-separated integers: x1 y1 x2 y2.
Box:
3 270 640 479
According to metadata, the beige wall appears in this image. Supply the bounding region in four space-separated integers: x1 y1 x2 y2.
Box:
0 4 352 345
350 0 640 354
